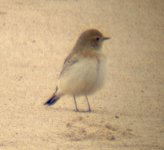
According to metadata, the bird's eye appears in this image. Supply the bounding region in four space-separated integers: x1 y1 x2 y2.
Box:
96 37 100 41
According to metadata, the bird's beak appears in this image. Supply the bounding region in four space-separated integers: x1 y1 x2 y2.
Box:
101 37 110 41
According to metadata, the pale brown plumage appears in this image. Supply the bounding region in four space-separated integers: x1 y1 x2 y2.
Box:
44 29 110 112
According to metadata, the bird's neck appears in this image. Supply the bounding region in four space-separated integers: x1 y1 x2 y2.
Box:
79 49 102 60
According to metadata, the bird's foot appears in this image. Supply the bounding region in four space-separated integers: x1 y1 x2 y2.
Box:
74 108 79 112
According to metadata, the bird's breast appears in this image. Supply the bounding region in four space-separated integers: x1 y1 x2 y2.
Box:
58 53 106 95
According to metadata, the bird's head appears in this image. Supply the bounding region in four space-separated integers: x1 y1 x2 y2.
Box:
74 29 110 51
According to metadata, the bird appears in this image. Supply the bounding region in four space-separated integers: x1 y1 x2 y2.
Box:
44 29 110 112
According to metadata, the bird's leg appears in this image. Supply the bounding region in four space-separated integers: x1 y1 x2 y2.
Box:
85 95 91 112
73 96 79 112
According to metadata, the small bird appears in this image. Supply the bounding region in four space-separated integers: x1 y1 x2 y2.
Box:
44 29 110 112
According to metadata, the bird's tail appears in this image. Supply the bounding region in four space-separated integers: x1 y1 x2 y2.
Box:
44 87 60 106
44 94 60 106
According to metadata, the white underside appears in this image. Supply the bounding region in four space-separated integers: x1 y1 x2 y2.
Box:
58 55 106 96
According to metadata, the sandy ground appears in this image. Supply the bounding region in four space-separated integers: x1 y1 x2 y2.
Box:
0 0 163 149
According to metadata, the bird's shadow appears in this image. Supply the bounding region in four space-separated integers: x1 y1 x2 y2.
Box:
73 109 92 113
44 106 101 114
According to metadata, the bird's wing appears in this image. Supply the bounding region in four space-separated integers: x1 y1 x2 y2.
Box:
59 52 79 76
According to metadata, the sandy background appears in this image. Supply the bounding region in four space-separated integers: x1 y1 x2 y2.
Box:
0 0 163 149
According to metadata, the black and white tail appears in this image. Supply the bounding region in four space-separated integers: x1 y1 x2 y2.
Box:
44 87 60 106
44 95 60 106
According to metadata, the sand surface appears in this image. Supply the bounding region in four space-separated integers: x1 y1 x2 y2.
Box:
0 0 163 149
